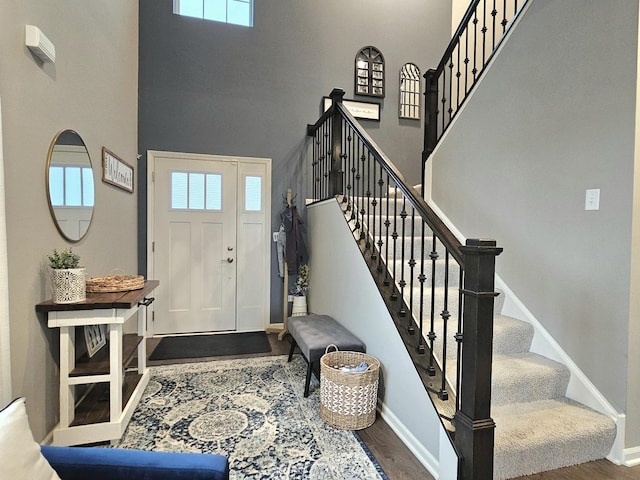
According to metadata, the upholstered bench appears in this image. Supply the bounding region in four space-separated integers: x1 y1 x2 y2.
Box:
287 314 365 397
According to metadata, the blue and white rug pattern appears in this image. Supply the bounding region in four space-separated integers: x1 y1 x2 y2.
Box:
117 355 387 480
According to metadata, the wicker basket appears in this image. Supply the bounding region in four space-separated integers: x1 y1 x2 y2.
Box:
86 273 144 293
320 345 380 430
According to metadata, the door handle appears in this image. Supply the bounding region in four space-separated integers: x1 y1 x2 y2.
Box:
226 257 234 263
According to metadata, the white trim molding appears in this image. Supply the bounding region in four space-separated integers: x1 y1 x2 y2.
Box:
0 97 12 405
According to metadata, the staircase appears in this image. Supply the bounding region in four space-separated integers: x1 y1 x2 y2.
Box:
353 191 617 479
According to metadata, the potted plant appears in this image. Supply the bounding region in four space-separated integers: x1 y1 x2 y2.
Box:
291 264 309 317
47 248 86 304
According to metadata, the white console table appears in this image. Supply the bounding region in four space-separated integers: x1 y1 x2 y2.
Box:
37 280 158 446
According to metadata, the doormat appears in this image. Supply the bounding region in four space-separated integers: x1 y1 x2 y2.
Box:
149 331 271 361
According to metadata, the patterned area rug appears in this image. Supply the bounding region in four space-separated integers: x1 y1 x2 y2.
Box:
117 355 387 480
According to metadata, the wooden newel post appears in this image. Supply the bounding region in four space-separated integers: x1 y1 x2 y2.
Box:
329 88 344 197
423 69 439 164
455 238 503 480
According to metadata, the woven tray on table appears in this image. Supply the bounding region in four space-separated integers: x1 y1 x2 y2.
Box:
320 345 380 430
85 273 144 293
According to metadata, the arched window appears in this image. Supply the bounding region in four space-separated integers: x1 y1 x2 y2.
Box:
399 63 421 120
355 46 385 98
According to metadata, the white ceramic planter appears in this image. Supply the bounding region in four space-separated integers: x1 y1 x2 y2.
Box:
51 267 86 304
291 295 307 317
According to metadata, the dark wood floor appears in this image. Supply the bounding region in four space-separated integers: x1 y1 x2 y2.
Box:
146 333 639 480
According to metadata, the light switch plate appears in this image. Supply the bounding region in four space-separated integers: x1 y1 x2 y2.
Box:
585 189 600 211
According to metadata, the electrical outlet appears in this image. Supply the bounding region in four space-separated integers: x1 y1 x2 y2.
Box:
585 189 600 211
273 232 279 242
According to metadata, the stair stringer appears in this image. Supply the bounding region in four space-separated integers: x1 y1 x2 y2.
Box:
427 198 625 465
306 198 459 480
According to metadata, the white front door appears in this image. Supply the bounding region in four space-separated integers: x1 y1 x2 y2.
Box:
147 151 271 335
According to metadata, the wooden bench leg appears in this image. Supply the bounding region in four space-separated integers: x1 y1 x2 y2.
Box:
288 339 297 362
304 360 314 398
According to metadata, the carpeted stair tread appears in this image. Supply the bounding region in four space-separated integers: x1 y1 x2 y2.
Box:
492 352 570 406
492 315 533 355
493 398 617 479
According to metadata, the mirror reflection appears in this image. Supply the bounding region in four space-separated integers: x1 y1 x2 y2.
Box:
46 130 94 242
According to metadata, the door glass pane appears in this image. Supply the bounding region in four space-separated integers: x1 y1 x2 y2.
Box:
189 173 205 210
65 167 82 206
206 174 222 210
245 175 261 211
171 172 188 209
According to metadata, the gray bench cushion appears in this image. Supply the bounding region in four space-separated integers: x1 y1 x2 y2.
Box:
288 314 365 362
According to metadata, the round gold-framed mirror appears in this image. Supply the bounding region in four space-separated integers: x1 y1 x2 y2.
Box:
46 130 95 242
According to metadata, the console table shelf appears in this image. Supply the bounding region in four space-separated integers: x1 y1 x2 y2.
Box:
37 280 158 446
70 334 142 377
70 372 143 427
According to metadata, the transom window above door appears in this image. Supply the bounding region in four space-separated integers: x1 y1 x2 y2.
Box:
173 0 253 27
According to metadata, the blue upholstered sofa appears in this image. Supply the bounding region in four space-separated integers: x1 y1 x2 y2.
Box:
41 445 230 480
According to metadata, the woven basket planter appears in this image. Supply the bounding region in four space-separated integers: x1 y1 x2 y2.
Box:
51 268 86 304
320 347 380 430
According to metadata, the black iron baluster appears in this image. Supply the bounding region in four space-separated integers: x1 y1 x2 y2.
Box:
365 150 372 249
325 120 331 198
417 220 426 354
448 58 454 121
377 166 385 273
439 250 450 401
345 130 352 212
464 25 470 95
341 119 348 206
482 0 488 68
427 238 438 376
441 72 447 136
455 265 464 413
492 0 498 50
383 173 391 286
390 183 398 299
312 129 318 200
354 138 361 234
427 236 438 376
350 128 357 220
455 44 461 111
398 196 407 316
370 153 377 260
501 0 508 32
473 7 479 81
359 146 367 241
407 207 416 334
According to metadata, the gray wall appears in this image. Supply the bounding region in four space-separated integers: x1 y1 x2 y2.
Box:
429 0 639 444
307 199 456 478
0 2 138 440
138 0 452 322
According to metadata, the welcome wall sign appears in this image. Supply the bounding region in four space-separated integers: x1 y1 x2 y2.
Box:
102 147 134 193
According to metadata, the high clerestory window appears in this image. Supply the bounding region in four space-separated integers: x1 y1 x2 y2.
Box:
174 0 254 27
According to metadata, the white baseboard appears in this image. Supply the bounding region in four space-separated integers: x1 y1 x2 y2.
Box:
377 401 440 478
622 445 640 467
